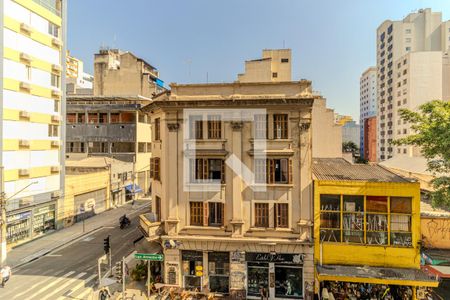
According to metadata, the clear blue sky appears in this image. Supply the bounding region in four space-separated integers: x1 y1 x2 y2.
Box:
67 0 450 121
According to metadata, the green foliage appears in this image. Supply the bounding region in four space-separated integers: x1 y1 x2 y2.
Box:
342 141 359 153
393 100 450 208
131 262 148 281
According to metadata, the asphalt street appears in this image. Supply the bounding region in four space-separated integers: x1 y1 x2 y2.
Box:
0 207 148 300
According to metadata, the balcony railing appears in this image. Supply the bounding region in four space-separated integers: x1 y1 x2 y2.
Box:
33 0 61 16
139 213 163 240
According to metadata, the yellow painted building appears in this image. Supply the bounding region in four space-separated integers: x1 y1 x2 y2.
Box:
62 164 110 228
312 158 438 300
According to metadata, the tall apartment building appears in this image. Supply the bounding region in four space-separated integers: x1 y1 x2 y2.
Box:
237 49 292 82
377 8 450 161
0 0 66 259
66 51 93 95
359 67 377 159
93 48 164 98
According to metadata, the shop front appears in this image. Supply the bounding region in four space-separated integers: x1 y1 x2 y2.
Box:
316 264 439 300
246 253 304 300
6 202 57 247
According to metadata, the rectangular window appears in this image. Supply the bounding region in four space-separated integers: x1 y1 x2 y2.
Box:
48 124 58 137
275 203 288 228
208 202 224 227
48 22 59 38
77 113 85 123
390 197 412 247
66 113 76 124
255 203 269 228
154 118 161 140
272 72 278 78
273 114 288 139
155 196 161 222
54 100 59 112
138 142 146 153
320 194 341 242
88 113 98 123
150 157 161 181
190 202 204 226
99 113 108 123
342 196 364 243
207 115 221 139
255 158 292 184
189 115 203 139
281 58 289 63
110 113 120 123
254 114 268 139
366 196 388 245
51 74 60 88
190 158 225 183
208 252 230 293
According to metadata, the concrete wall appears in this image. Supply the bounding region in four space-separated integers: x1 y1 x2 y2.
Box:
311 98 342 158
60 169 110 227
421 217 450 249
238 49 291 83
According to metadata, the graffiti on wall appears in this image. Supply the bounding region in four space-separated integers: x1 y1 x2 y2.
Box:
422 218 450 249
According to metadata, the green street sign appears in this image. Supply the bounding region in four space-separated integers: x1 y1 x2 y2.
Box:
134 253 164 261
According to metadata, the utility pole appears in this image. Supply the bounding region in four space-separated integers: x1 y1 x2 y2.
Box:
132 156 136 204
0 166 6 265
122 256 126 299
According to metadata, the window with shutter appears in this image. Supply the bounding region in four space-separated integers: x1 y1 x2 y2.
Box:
190 202 203 226
255 203 269 227
275 203 288 228
273 114 288 139
255 159 266 183
154 158 161 181
254 114 268 139
203 202 209 226
155 196 161 222
208 115 221 139
209 202 224 226
154 118 161 141
150 158 154 178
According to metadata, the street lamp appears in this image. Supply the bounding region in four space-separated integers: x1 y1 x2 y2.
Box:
0 170 39 265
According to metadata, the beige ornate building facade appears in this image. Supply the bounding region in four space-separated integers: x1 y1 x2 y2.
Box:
141 79 339 299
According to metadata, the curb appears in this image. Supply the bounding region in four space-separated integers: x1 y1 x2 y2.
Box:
12 226 103 270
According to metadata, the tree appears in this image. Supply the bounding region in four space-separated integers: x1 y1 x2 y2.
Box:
342 141 358 153
393 100 450 208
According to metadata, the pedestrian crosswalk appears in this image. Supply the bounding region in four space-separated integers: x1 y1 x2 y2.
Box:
0 269 96 300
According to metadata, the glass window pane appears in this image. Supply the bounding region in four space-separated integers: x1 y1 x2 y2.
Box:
275 266 303 298
343 230 364 243
366 196 388 212
320 229 341 242
367 232 388 245
391 215 411 232
343 195 364 212
390 197 412 213
367 214 388 231
320 212 340 229
320 195 340 211
391 232 412 247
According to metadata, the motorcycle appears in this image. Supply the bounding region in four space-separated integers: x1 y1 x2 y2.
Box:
119 215 131 229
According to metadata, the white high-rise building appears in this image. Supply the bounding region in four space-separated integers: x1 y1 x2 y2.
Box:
0 0 66 260
359 67 377 158
376 8 450 161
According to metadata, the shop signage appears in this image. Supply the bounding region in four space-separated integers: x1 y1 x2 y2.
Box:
246 253 304 264
195 265 203 271
231 251 245 263
195 271 203 277
134 253 164 261
34 205 55 215
7 211 31 223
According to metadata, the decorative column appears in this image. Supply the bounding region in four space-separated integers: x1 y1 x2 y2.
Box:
165 122 180 236
229 121 244 237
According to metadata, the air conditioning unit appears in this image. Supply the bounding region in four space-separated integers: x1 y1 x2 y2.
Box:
20 52 32 62
51 140 59 147
18 169 29 176
19 139 30 147
20 22 32 33
52 64 62 72
50 166 60 173
51 115 60 122
51 89 61 97
20 81 31 90
19 110 30 118
52 38 62 47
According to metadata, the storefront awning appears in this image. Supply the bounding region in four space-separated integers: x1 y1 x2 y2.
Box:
422 265 450 279
316 264 439 287
125 184 143 193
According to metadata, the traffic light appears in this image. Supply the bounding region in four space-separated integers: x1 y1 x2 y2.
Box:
103 236 110 254
114 261 123 283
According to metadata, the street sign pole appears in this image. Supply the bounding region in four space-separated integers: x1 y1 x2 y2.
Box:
122 256 125 299
147 261 151 299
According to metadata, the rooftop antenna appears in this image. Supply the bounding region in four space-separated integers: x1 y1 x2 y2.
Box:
206 72 209 83
283 40 285 48
112 34 117 49
185 59 192 81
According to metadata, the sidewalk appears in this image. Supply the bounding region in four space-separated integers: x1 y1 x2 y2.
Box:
6 199 150 269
